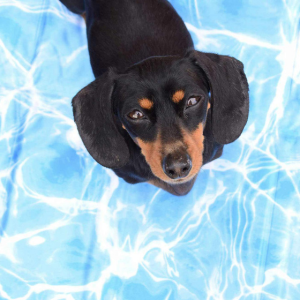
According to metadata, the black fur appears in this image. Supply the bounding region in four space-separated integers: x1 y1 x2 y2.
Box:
72 68 130 168
61 0 249 196
60 0 85 14
189 51 249 144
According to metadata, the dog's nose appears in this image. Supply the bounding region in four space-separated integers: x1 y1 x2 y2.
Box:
162 152 192 179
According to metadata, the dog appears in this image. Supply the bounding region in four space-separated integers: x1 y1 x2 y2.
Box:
60 0 249 196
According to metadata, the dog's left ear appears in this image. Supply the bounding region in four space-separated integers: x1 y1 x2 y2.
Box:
187 50 249 144
72 69 130 169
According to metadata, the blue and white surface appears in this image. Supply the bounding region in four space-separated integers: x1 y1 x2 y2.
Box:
1 0 300 299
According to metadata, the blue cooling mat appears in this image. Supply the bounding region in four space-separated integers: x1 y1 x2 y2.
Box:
1 0 300 299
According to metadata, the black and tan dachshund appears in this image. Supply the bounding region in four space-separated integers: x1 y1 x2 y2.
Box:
60 0 249 196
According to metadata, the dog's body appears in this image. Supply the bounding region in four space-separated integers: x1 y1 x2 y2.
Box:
60 0 249 195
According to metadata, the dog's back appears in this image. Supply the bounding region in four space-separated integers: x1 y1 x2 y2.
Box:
61 0 194 76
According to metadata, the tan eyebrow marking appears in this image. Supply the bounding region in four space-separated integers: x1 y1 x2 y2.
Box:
172 90 185 103
139 98 153 110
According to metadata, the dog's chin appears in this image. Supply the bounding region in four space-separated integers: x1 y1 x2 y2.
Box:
168 175 198 196
149 172 198 196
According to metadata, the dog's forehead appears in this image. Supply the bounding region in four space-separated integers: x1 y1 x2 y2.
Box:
127 56 194 80
117 57 205 101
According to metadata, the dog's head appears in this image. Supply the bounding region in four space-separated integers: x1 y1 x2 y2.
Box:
72 50 249 184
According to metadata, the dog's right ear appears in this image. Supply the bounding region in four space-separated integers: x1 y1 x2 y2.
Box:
72 69 130 169
187 50 249 145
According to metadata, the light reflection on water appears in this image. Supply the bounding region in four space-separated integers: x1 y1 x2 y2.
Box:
0 0 300 299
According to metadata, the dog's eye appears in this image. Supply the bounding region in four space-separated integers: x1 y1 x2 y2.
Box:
186 96 202 108
128 110 144 120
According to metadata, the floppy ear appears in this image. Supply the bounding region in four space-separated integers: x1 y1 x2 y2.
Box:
72 69 130 168
188 50 249 144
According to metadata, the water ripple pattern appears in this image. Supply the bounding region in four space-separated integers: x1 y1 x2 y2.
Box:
0 0 300 299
